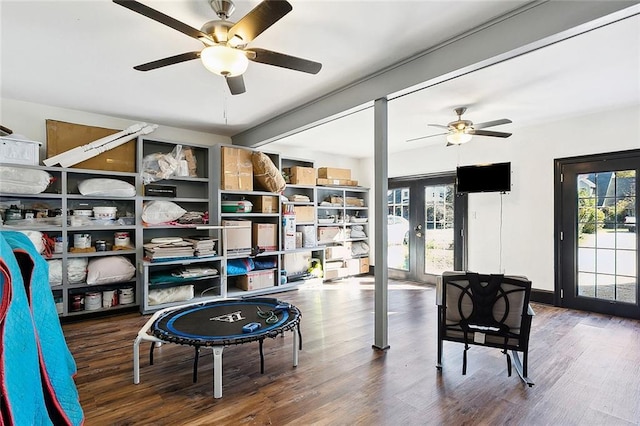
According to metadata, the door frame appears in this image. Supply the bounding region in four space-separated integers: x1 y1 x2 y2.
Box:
554 149 640 318
388 172 467 283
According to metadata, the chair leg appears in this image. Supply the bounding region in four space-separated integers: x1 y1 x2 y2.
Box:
436 337 443 370
511 350 534 387
462 345 468 375
504 349 512 377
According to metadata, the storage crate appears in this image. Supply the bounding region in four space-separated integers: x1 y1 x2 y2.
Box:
0 136 41 166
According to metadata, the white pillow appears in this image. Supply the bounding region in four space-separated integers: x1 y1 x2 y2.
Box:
142 200 186 224
67 257 88 284
78 178 136 197
86 256 135 285
48 259 63 286
18 230 44 253
0 166 51 194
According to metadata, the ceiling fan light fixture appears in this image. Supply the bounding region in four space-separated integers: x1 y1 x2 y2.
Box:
446 131 473 145
200 45 248 77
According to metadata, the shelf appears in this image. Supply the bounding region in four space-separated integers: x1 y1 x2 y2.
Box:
65 302 137 316
67 249 136 258
66 279 136 290
220 212 280 218
142 255 223 267
149 274 221 289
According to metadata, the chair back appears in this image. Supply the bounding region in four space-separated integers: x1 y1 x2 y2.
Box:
442 272 532 338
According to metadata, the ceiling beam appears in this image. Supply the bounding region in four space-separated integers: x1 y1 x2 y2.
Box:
231 1 639 147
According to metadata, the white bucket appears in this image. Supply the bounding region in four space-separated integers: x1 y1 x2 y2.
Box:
93 206 117 220
102 290 118 308
119 287 134 304
74 233 91 249
114 231 130 247
85 292 102 311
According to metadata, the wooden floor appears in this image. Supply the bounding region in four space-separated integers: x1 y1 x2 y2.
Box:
62 277 640 425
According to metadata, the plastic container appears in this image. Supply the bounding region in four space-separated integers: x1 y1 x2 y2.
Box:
85 292 102 311
221 200 252 213
119 287 134 304
102 290 118 308
114 231 130 247
73 209 93 216
93 206 117 220
74 233 91 249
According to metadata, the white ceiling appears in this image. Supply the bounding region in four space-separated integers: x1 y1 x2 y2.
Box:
2 1 639 159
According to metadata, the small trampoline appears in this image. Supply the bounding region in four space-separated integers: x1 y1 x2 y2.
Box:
133 297 302 398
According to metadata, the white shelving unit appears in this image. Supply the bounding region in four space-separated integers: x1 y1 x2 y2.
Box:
0 163 139 317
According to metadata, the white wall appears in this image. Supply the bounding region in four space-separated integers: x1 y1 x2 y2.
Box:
387 106 640 291
1 98 231 152
266 142 365 177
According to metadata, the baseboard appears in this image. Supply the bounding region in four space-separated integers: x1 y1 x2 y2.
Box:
530 289 555 305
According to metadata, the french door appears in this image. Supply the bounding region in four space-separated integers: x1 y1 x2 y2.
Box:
388 174 466 284
557 150 639 318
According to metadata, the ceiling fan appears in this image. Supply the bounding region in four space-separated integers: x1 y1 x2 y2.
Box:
113 0 322 95
407 107 512 146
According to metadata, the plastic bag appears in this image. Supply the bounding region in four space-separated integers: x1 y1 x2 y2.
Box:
141 144 184 184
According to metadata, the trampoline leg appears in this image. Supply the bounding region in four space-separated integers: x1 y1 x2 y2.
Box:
149 342 156 365
133 336 142 385
292 329 299 367
259 339 265 374
212 346 224 398
193 346 200 383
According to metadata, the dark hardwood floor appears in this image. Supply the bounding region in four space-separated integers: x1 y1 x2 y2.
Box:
62 277 640 425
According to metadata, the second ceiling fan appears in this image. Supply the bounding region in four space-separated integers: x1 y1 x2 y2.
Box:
113 0 322 95
408 107 512 146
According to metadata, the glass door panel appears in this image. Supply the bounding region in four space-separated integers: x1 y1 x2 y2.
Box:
424 184 455 275
388 174 465 283
387 187 410 271
560 153 639 318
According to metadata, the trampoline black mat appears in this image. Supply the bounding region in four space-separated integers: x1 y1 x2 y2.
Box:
152 298 301 347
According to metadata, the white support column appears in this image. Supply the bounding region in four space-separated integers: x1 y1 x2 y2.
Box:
212 346 224 398
373 97 390 351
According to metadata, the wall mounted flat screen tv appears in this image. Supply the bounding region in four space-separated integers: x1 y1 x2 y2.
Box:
456 162 511 193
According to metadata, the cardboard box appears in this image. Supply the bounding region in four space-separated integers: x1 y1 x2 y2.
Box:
325 260 344 270
294 205 315 223
316 178 359 187
221 146 253 191
318 167 351 180
252 223 277 251
318 226 341 243
284 166 316 185
144 184 176 197
282 215 296 250
325 267 349 280
0 136 41 166
222 219 252 254
359 257 370 274
326 246 350 260
345 258 360 275
46 120 136 172
345 197 365 207
236 269 275 291
249 195 279 213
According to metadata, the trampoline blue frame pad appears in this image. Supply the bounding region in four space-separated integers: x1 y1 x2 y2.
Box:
152 299 301 346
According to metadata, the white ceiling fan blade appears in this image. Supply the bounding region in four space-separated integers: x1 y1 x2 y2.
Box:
406 132 448 142
427 124 450 130
473 118 512 129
